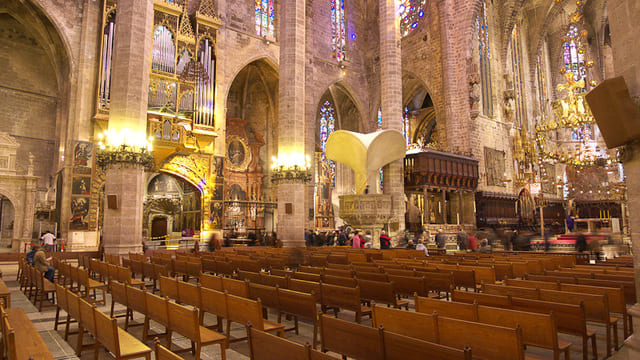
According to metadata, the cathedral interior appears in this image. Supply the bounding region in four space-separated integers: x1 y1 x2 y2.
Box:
3 0 640 358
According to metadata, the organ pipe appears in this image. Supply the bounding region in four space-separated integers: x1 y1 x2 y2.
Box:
99 20 115 109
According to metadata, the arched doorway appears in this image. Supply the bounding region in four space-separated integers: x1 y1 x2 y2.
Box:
144 173 202 246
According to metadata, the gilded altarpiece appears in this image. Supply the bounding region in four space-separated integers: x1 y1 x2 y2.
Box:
223 118 267 234
315 153 335 229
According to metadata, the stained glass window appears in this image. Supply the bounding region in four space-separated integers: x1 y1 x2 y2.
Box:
378 107 383 189
332 0 346 61
536 46 548 120
563 25 586 90
320 101 337 185
399 0 426 37
510 25 525 127
403 107 411 146
255 0 275 38
477 0 493 116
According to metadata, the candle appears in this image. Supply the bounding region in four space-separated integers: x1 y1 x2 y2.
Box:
457 213 460 225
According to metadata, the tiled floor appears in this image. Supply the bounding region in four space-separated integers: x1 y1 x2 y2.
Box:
0 262 629 359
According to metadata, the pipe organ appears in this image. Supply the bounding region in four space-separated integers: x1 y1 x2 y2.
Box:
98 10 116 110
195 38 216 127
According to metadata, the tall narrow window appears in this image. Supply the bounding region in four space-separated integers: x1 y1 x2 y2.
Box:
195 38 216 127
510 25 525 127
563 25 586 90
152 26 176 73
378 107 383 189
477 0 493 116
399 0 426 37
403 106 411 146
319 101 337 185
98 11 116 110
255 0 275 38
536 45 548 120
332 0 346 61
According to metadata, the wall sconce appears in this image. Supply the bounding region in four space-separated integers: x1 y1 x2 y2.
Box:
270 152 312 183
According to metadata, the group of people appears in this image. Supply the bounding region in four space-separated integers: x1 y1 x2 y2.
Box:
25 244 55 282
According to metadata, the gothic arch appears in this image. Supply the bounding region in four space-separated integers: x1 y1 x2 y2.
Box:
221 55 279 111
0 0 72 92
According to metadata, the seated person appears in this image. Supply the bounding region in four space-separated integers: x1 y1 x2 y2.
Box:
406 239 416 250
26 244 37 264
415 239 429 256
479 239 492 253
33 245 55 282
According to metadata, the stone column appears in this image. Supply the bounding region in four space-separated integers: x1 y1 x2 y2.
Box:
276 0 306 247
441 190 447 224
607 1 640 355
379 0 406 236
102 0 154 255
424 188 430 225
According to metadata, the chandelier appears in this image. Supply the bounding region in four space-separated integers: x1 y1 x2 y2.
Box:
178 59 209 84
96 129 155 171
270 152 312 184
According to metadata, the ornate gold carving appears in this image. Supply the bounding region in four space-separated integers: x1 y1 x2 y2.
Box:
161 154 209 191
177 6 195 44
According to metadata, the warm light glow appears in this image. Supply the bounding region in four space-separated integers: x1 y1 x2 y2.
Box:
271 152 310 170
102 128 153 152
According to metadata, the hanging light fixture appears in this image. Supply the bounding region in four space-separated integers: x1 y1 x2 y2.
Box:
179 58 209 84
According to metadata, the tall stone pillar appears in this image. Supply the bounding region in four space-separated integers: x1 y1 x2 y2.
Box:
102 0 154 255
607 1 640 356
276 0 306 247
379 0 406 236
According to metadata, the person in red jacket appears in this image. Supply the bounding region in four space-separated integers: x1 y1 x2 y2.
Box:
467 234 479 251
379 230 391 249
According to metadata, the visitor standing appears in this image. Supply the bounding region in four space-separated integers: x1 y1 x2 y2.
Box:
41 231 56 252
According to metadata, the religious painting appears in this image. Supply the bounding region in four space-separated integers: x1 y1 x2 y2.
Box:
226 136 251 171
542 163 557 194
213 156 224 182
70 196 90 230
73 141 94 174
148 174 178 194
72 176 91 196
484 147 506 187
211 184 224 201
209 201 223 228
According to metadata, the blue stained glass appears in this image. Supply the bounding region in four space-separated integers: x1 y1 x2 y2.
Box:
255 0 274 38
563 25 586 90
320 101 337 185
331 0 346 61
399 0 427 36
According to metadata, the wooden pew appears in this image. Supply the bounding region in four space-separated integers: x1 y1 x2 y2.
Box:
476 304 570 360
371 304 438 342
386 274 427 297
320 283 371 323
415 296 476 321
225 292 285 345
437 315 525 360
319 314 384 360
166 300 226 360
356 278 408 309
247 325 339 360
382 329 472 360
2 305 54 359
510 297 596 360
277 287 320 348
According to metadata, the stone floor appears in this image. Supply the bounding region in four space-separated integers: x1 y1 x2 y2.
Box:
0 262 629 359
